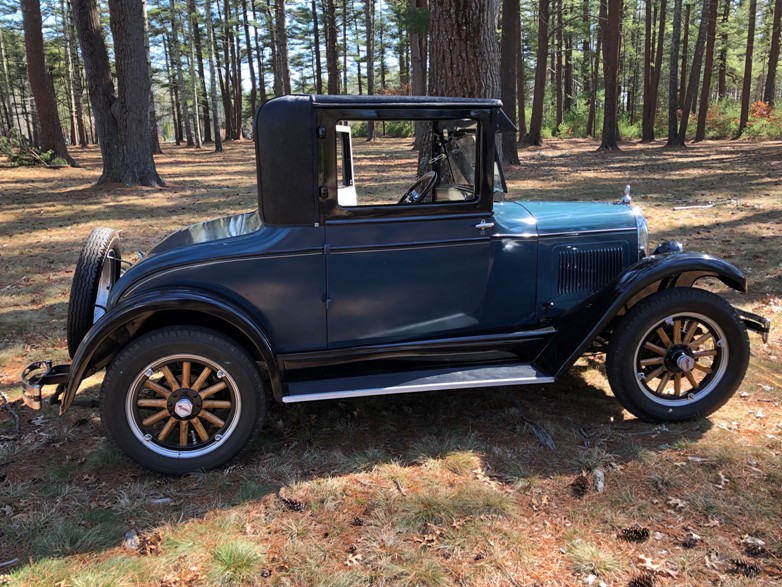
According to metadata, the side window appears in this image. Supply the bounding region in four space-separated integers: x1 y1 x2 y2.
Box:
335 119 480 208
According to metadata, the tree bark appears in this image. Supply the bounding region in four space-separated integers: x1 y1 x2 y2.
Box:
676 0 711 144
186 10 202 147
409 0 427 148
679 3 690 108
170 0 194 146
695 0 719 141
251 1 268 103
667 0 682 143
274 0 291 95
764 0 781 105
717 0 730 99
737 0 757 135
106 0 162 185
599 0 621 150
21 0 77 165
143 0 162 154
205 0 223 151
220 3 235 138
312 0 323 93
516 24 527 137
555 0 563 133
501 0 520 164
0 28 15 135
641 0 666 141
424 0 500 170
61 0 78 146
326 0 340 93
190 0 212 142
239 0 258 114
163 35 182 144
365 0 376 139
521 0 549 146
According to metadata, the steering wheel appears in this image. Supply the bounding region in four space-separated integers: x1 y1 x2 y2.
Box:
397 171 437 204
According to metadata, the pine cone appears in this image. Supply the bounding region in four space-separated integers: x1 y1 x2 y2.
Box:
627 572 655 587
571 474 589 497
620 524 650 542
730 558 761 577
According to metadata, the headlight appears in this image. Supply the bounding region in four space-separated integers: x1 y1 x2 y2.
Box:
635 211 649 259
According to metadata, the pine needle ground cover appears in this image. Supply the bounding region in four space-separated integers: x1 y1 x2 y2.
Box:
1 139 781 585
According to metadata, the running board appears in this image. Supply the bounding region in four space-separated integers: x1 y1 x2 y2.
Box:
283 363 554 403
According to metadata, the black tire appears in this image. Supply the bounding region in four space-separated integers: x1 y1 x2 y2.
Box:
67 227 122 358
100 327 266 474
606 288 750 422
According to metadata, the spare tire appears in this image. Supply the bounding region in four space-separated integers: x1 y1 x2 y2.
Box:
67 228 122 358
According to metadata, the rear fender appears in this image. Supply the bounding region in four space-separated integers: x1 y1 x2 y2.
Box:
60 288 280 413
536 253 747 378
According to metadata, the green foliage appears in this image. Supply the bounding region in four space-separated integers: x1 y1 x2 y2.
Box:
209 540 266 585
618 115 641 140
0 133 64 167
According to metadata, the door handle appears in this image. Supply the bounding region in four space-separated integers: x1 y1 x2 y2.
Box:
475 219 495 231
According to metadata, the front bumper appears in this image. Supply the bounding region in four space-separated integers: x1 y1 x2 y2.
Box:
737 309 771 344
20 361 71 410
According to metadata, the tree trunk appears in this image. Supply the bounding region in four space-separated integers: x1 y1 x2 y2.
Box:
764 0 781 105
695 0 719 141
0 28 15 135
717 0 730 99
61 0 78 146
251 1 268 104
230 2 243 137
163 36 182 144
326 0 340 93
737 0 757 135
517 24 527 137
352 0 364 95
143 0 162 154
424 0 500 170
240 0 258 114
220 3 235 138
521 0 549 146
205 0 223 151
667 0 682 143
342 0 349 91
106 0 163 185
275 0 291 95
409 0 427 148
555 0 563 133
186 11 202 147
21 0 76 165
501 0 520 164
190 0 212 142
676 0 711 144
641 0 666 141
599 0 621 150
679 3 690 108
170 0 194 146
365 0 375 140
312 0 323 93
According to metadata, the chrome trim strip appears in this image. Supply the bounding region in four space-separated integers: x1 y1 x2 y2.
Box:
537 228 635 238
283 375 556 403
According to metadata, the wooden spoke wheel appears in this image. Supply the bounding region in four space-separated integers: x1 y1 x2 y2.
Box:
101 327 266 474
607 288 750 422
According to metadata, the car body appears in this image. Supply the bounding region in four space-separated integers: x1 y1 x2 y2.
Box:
22 95 770 474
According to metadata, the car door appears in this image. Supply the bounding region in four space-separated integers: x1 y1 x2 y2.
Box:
318 110 496 348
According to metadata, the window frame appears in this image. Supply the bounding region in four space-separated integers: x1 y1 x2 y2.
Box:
317 106 496 224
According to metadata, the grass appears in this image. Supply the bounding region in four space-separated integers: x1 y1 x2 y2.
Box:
0 138 781 585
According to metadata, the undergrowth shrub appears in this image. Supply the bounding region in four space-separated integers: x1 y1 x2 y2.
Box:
0 132 66 167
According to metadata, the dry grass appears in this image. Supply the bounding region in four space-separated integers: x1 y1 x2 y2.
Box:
0 137 781 585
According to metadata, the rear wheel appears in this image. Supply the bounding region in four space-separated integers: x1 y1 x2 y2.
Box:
67 228 121 357
607 288 749 422
100 327 266 474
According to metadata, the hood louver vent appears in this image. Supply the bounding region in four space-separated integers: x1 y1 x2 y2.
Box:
558 246 624 295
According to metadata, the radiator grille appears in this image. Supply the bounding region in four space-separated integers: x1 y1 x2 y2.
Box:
557 246 624 295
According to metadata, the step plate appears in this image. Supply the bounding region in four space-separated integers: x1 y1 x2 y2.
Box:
283 363 554 403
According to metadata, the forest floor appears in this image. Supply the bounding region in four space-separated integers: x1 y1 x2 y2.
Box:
0 138 781 586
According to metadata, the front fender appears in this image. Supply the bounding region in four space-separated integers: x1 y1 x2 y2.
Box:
536 252 747 378
60 288 280 414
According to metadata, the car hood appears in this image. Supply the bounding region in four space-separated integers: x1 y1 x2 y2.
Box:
514 201 638 235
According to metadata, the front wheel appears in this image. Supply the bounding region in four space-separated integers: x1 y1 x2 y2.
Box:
100 327 266 474
607 288 750 422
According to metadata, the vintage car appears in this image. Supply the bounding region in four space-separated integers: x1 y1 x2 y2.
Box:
22 95 770 474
